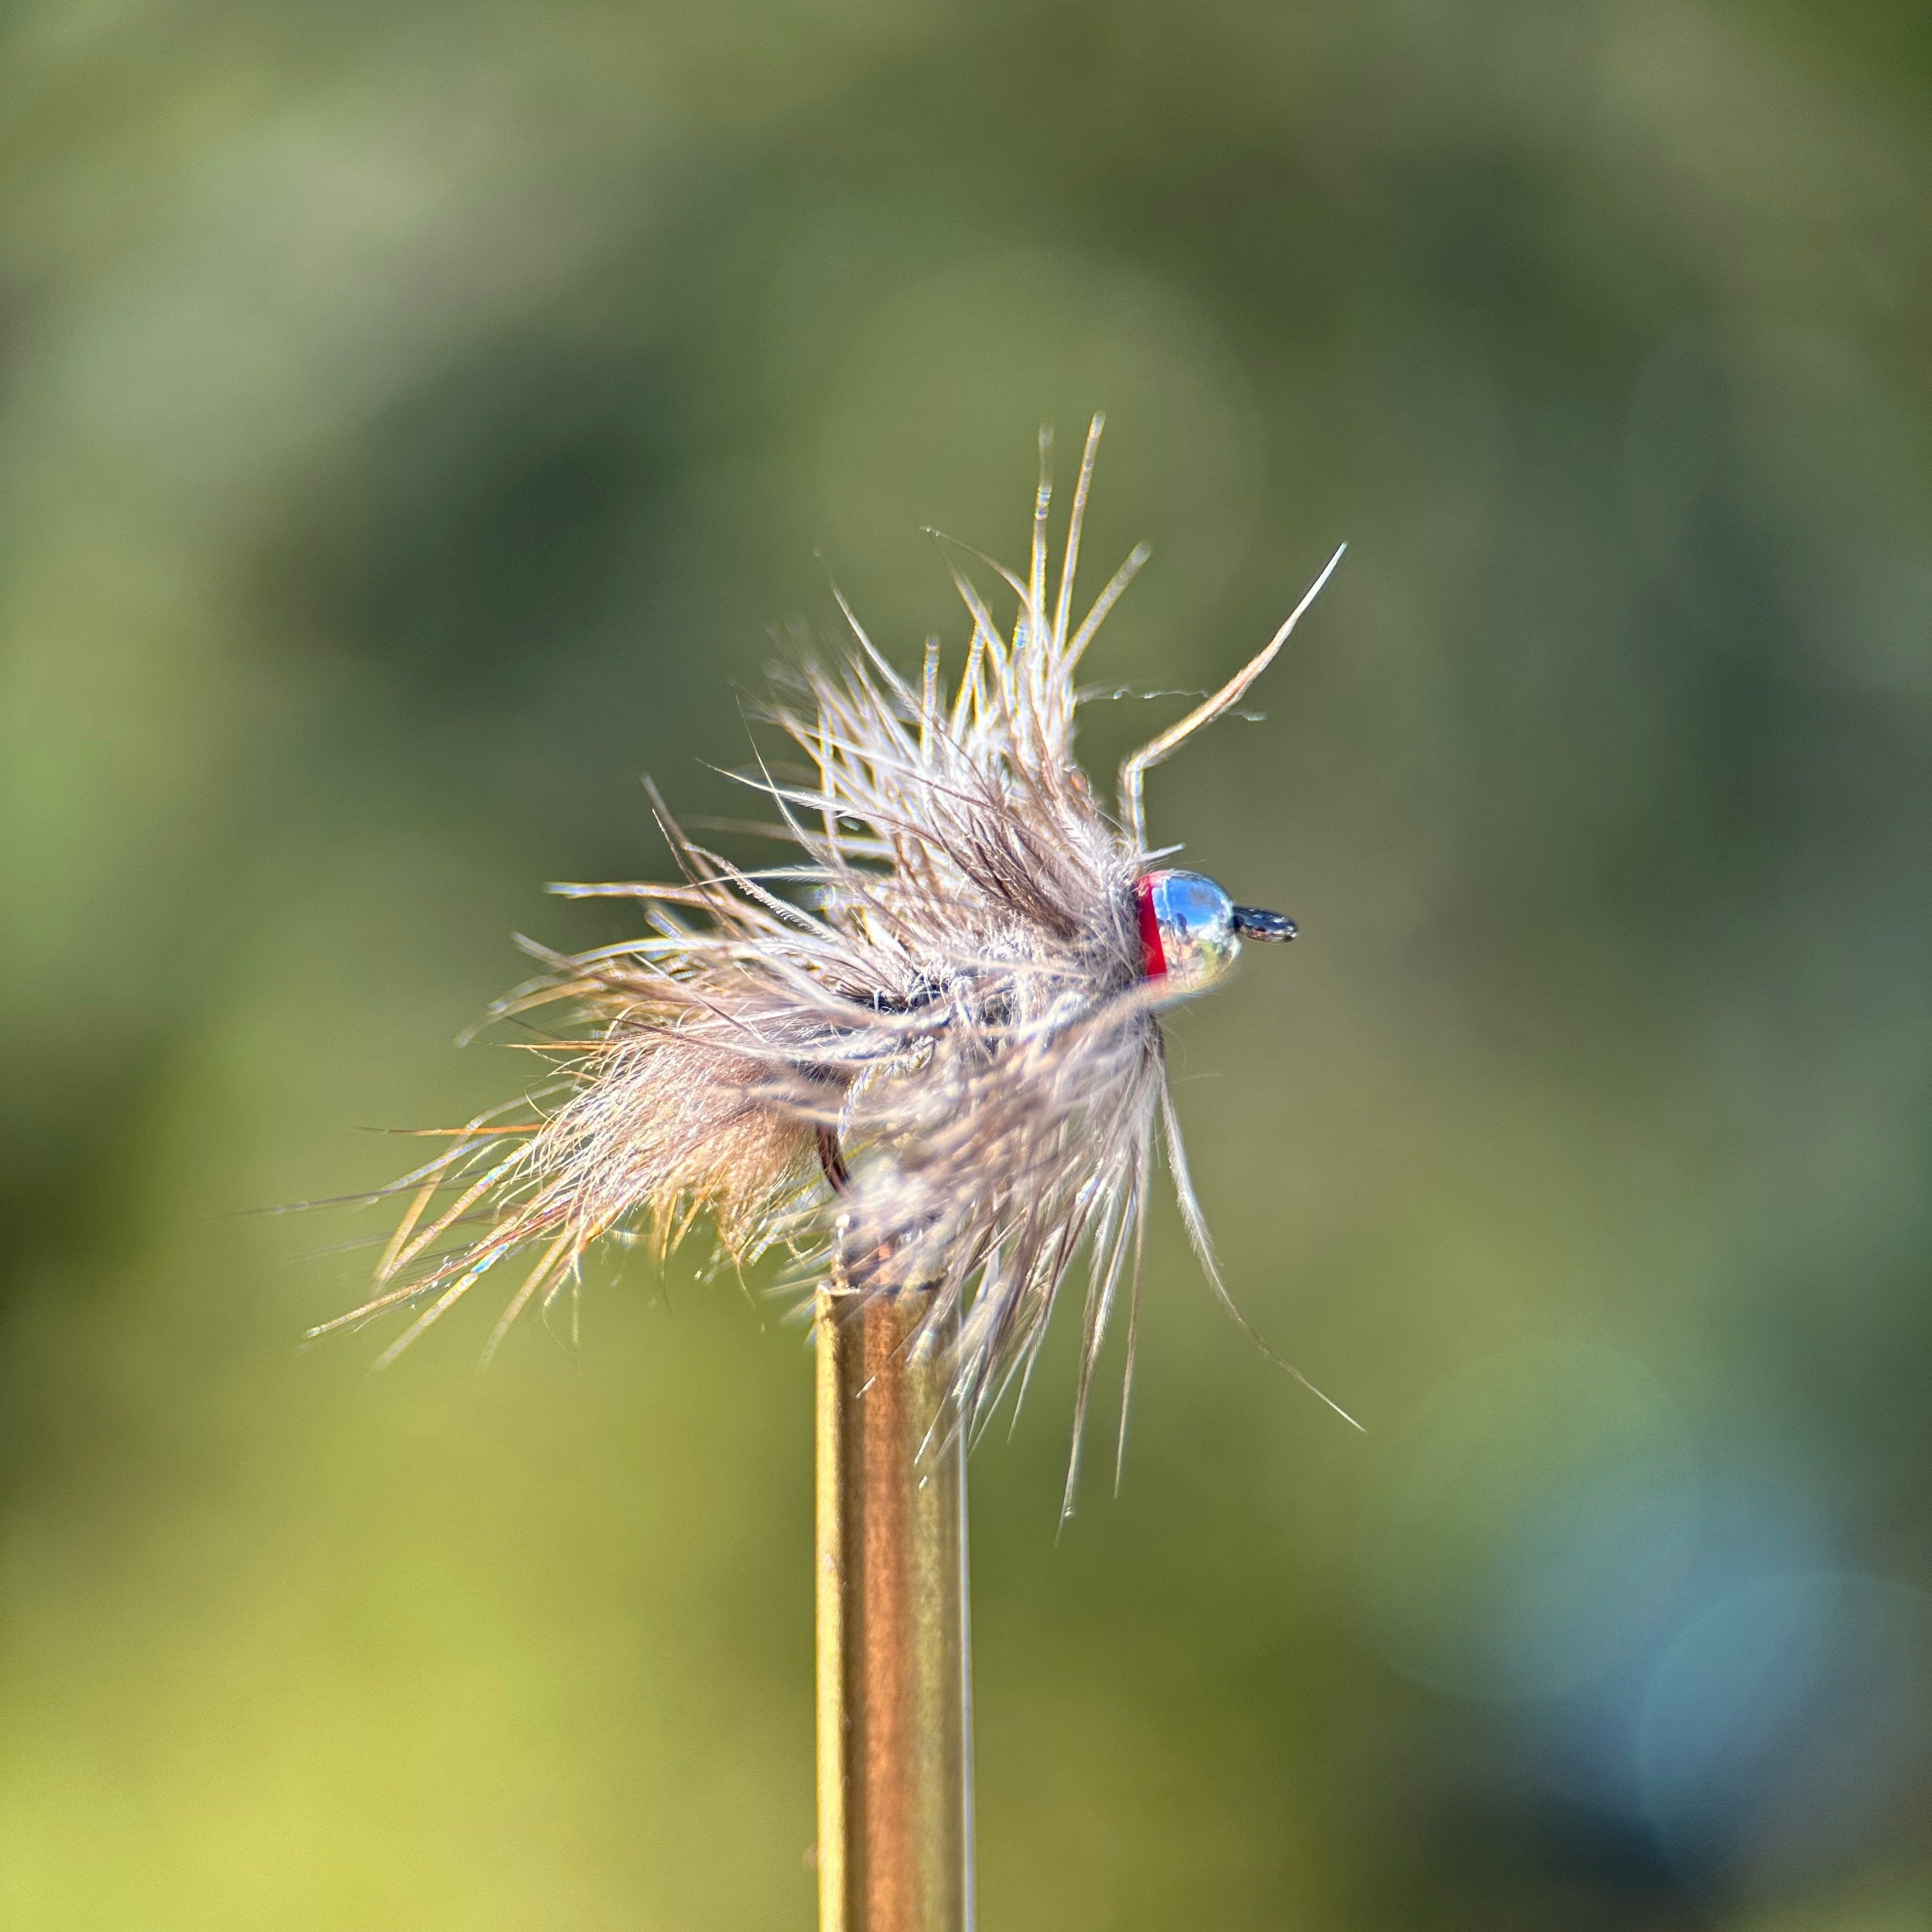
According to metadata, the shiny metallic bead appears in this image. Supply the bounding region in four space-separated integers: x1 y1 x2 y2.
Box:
1135 870 1240 995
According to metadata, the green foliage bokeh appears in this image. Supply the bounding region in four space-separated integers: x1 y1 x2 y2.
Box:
3 3 1930 1927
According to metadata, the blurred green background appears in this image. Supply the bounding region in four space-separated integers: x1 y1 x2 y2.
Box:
4 1 1931 1927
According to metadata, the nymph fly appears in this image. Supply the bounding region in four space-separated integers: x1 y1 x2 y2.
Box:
321 417 1347 1503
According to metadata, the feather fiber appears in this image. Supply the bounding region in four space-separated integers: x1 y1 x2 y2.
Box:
323 419 1335 1499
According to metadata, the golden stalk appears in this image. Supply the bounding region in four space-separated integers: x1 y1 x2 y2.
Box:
815 1282 975 1932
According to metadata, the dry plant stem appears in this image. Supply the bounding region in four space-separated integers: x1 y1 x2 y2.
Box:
816 1283 975 1932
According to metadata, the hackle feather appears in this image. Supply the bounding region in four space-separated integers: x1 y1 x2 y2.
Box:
320 418 1342 1506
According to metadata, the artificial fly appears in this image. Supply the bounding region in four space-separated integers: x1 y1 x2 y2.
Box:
319 417 1349 1506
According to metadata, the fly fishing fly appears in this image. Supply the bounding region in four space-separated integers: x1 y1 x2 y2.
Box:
320 416 1349 1511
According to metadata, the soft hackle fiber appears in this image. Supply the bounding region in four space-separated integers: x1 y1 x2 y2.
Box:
321 418 1346 1508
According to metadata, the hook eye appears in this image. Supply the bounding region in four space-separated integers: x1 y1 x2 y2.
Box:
1231 905 1296 942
